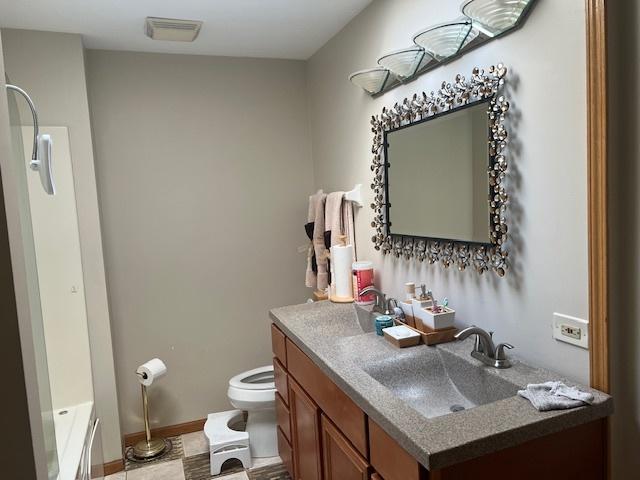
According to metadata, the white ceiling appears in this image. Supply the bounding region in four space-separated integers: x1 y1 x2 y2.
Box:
0 0 372 60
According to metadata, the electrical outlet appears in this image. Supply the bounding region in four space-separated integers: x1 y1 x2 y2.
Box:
553 313 588 349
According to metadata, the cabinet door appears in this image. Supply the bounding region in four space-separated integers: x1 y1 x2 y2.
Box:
368 419 425 480
277 426 295 478
321 415 370 480
290 379 322 480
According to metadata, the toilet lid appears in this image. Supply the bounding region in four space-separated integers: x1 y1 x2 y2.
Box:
229 365 275 391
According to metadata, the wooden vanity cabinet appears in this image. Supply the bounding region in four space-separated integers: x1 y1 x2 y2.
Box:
270 323 606 480
321 415 370 480
273 358 289 405
289 378 323 480
285 337 368 457
277 426 295 478
272 323 397 480
271 323 287 366
369 419 426 480
275 392 291 441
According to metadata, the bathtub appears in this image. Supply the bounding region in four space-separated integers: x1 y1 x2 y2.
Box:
54 402 94 480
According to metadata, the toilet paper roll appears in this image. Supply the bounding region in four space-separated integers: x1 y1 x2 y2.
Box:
136 358 167 386
331 244 354 300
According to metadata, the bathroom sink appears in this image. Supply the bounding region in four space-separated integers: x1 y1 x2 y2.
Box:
362 347 520 419
271 301 613 471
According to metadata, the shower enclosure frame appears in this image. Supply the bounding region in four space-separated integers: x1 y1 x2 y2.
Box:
0 84 52 479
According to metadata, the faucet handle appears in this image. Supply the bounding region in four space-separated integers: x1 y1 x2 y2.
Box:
494 343 514 360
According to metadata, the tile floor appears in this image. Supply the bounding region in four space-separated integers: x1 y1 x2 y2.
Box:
105 431 290 480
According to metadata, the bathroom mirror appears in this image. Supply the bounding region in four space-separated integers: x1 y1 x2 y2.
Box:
370 65 510 276
385 100 490 244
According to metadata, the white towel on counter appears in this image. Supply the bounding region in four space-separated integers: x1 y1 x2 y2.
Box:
518 381 594 411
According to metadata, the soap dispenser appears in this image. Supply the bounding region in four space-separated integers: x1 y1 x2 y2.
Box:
399 282 417 328
412 284 434 331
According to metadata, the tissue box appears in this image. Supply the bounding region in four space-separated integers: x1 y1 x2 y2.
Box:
418 306 455 330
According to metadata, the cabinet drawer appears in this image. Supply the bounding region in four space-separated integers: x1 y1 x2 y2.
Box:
322 414 370 480
276 392 291 442
369 419 425 480
286 338 368 458
273 358 289 405
277 426 294 478
271 323 287 367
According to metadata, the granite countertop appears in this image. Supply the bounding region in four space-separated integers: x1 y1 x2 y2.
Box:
269 301 613 471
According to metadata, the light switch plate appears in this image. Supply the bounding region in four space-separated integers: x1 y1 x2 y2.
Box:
553 313 589 349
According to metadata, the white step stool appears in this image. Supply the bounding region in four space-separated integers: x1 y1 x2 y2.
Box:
204 410 252 475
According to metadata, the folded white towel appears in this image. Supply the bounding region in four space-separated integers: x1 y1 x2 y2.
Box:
518 381 594 411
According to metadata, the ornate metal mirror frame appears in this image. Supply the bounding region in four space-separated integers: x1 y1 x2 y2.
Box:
370 64 510 276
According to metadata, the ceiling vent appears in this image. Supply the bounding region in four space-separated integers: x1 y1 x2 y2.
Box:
145 17 203 42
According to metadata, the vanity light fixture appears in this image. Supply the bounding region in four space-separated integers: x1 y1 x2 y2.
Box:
413 21 478 62
377 47 431 79
348 0 537 96
349 68 394 95
462 0 534 38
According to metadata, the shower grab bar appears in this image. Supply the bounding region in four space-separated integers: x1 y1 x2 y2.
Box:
5 83 55 195
5 84 39 167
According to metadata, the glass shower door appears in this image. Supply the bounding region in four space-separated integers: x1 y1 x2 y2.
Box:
6 84 59 480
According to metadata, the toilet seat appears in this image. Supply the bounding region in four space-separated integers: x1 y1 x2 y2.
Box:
228 365 275 391
225 365 279 457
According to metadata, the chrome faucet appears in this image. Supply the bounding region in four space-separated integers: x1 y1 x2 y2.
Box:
359 286 388 314
454 326 514 369
358 287 403 318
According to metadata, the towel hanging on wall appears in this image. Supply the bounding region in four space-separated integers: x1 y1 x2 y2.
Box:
305 187 359 291
305 190 328 290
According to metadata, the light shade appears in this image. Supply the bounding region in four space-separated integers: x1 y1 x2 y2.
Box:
349 68 392 94
413 21 478 61
377 47 430 79
462 0 533 37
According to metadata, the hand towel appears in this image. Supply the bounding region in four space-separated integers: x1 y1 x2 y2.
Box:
324 192 358 288
518 381 594 411
305 194 319 288
308 190 328 290
342 197 356 259
324 192 345 248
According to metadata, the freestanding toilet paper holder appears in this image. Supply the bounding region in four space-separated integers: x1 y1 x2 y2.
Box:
131 371 171 460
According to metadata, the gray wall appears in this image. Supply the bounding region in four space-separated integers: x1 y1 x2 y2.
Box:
85 50 313 434
1 29 122 463
307 0 590 383
608 2 640 478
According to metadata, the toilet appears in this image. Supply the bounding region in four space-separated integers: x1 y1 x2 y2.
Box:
227 365 278 458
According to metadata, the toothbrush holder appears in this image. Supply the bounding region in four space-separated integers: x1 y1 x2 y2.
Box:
420 306 456 330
